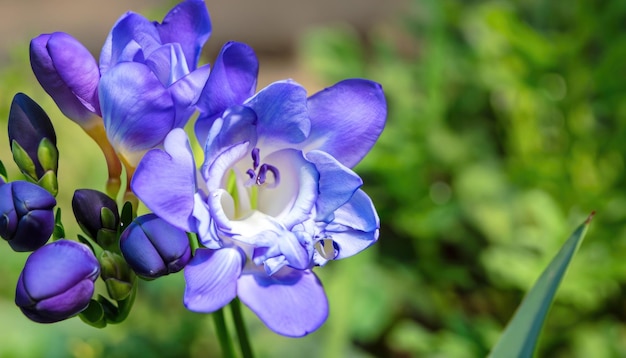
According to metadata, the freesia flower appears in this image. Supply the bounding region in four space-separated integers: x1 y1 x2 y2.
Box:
98 0 212 171
132 59 386 336
29 0 212 196
0 181 56 252
15 239 100 323
120 214 191 279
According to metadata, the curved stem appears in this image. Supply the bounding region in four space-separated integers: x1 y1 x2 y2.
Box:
231 298 254 358
213 308 236 358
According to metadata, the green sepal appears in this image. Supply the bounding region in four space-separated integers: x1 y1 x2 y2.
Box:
52 208 65 240
120 201 134 233
0 160 7 182
37 137 58 173
104 278 134 301
101 207 118 231
96 228 119 252
99 251 136 301
79 299 107 328
11 140 37 180
97 283 137 324
37 170 58 197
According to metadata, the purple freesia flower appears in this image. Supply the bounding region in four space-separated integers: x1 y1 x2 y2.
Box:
15 239 100 323
132 44 386 336
29 0 212 195
98 0 211 169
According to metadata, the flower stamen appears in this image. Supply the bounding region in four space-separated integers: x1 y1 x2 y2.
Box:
245 148 280 188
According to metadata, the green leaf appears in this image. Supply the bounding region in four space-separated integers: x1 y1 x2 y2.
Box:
489 213 595 358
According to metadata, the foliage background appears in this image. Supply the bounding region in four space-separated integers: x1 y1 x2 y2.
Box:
1 0 626 357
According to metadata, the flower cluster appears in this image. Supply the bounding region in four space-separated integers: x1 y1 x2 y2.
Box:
1 0 386 338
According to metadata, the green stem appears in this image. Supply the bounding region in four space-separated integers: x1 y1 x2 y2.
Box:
213 308 236 358
188 232 200 254
230 298 255 358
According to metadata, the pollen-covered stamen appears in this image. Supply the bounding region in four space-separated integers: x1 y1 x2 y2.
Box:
245 148 281 188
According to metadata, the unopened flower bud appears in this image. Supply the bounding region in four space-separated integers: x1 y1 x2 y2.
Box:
0 181 56 252
30 32 101 124
15 240 100 323
120 214 191 279
72 189 119 249
8 93 58 195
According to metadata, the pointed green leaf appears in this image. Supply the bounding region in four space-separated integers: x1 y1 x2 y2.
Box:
489 213 594 358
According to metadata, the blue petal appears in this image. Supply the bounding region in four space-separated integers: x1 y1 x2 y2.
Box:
170 63 211 128
157 0 211 71
246 81 310 147
201 105 257 174
204 141 250 191
99 12 161 74
195 42 259 143
252 229 312 271
99 62 174 155
30 32 101 123
305 150 363 222
132 128 196 232
184 247 244 312
144 43 189 87
324 189 379 259
237 267 328 337
303 79 386 168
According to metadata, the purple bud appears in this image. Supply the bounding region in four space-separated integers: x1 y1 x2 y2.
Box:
15 240 100 323
120 214 191 279
8 93 57 179
72 189 119 248
30 32 101 124
0 181 56 252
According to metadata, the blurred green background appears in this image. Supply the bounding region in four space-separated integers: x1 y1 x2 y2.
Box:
2 0 626 357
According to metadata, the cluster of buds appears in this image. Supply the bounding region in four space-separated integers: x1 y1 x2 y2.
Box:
1 92 189 326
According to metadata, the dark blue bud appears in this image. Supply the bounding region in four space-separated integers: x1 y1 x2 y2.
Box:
120 214 191 279
15 239 100 323
0 181 56 252
8 93 58 181
72 189 119 249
